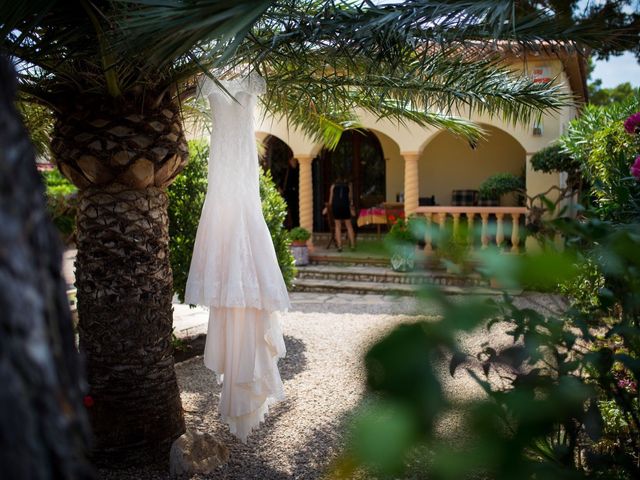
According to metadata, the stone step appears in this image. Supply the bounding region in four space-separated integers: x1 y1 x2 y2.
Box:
309 254 389 267
313 232 385 243
296 264 488 287
291 277 500 297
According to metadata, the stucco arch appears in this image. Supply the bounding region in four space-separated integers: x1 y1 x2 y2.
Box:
418 124 526 206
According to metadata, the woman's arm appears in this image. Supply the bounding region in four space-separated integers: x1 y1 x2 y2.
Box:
349 183 355 216
323 184 334 215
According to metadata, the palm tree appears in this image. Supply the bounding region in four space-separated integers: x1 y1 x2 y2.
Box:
1 0 631 465
0 54 92 479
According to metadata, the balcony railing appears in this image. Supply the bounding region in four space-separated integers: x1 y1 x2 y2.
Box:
414 206 528 253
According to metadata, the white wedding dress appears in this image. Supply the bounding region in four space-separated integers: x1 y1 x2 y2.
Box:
184 73 290 441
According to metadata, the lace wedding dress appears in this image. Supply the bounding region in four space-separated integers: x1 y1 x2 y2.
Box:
184 73 290 441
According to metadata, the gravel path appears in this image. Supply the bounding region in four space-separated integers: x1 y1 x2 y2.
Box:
99 292 565 480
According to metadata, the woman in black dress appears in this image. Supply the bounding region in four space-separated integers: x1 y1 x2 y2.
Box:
326 178 356 251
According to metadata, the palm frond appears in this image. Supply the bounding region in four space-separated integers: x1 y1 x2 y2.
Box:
112 0 273 69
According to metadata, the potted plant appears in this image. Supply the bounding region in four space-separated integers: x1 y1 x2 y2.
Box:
289 226 311 266
478 172 525 206
384 215 424 272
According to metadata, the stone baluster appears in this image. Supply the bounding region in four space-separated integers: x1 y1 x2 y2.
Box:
496 213 505 248
438 212 447 242
480 213 489 249
466 212 475 247
511 213 521 253
424 213 433 253
452 213 460 238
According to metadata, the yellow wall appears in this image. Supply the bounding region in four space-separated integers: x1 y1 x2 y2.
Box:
419 126 526 206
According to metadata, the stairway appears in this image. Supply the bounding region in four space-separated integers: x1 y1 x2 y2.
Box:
292 262 494 296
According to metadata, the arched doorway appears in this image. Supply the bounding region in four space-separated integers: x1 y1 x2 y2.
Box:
261 135 299 229
313 130 385 231
419 125 526 206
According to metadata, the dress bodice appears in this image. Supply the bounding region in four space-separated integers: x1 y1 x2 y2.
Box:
200 74 266 199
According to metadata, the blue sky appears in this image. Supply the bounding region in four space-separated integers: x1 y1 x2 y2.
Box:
579 0 639 87
592 52 640 88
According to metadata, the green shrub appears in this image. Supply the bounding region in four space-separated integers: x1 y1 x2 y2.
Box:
42 168 77 196
40 169 78 244
167 141 209 303
168 141 295 302
288 226 311 243
561 94 640 222
530 143 578 175
384 216 425 246
478 172 524 200
259 168 296 288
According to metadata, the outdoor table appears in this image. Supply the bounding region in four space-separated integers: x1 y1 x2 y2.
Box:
357 206 389 238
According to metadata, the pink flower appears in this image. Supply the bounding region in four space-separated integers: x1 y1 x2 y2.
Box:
617 378 637 393
631 156 640 179
624 112 640 134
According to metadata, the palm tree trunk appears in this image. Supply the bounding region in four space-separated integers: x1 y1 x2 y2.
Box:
51 97 189 465
0 55 92 479
76 184 184 465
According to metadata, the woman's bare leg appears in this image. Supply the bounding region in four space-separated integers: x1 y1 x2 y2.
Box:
334 219 343 250
345 220 356 248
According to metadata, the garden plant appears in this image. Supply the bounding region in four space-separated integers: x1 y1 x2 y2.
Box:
337 109 640 479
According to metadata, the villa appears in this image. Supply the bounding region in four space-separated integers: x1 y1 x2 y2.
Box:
254 46 587 250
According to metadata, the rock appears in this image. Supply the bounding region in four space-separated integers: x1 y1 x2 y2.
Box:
169 430 229 479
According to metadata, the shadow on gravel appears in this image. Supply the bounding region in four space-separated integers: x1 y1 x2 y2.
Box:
289 403 362 479
279 335 307 381
174 334 308 383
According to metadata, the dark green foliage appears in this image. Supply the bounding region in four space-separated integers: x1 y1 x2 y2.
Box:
288 226 311 242
478 172 525 200
42 168 76 196
385 216 426 246
167 141 209 303
338 215 640 479
530 143 580 176
339 112 640 478
168 141 295 302
561 94 640 222
41 169 77 244
18 102 53 158
589 82 638 107
259 167 296 288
